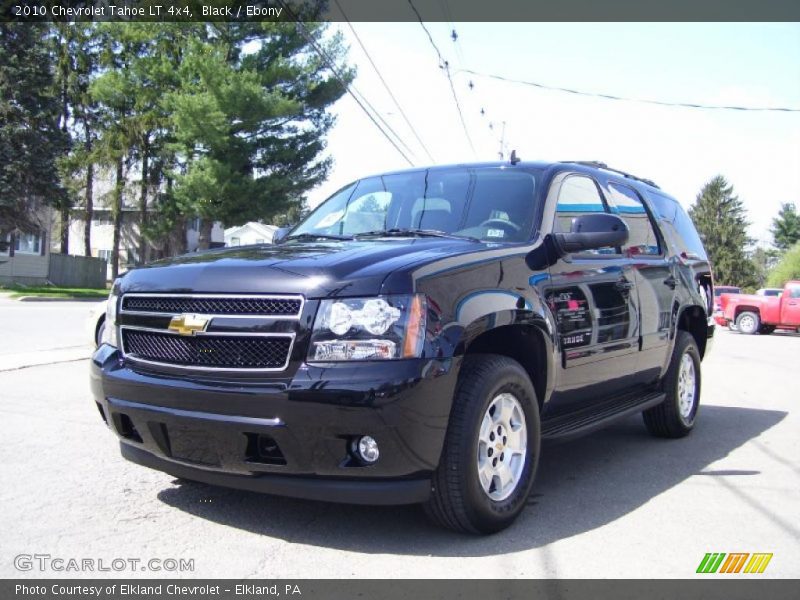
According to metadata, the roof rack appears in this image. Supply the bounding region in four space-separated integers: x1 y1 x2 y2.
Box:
560 161 660 189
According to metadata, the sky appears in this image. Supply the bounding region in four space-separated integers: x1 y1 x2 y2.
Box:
306 22 800 246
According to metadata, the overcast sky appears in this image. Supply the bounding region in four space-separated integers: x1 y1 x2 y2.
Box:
307 22 800 245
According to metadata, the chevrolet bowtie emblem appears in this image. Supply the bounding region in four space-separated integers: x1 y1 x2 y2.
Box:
168 314 210 336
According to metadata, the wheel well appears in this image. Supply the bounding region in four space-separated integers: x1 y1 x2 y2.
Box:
95 315 106 345
678 306 707 358
733 305 760 320
465 325 547 407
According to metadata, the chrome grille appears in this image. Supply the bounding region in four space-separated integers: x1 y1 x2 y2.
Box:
121 329 293 370
121 294 302 317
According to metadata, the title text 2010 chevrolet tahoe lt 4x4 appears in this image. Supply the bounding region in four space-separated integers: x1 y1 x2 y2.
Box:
91 160 715 533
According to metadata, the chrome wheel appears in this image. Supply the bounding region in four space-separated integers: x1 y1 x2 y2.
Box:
738 313 757 334
477 392 527 501
677 353 696 420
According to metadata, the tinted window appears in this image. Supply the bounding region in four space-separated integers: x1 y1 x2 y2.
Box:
645 190 708 260
554 175 616 254
607 183 661 256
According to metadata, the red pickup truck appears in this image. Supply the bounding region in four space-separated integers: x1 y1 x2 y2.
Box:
720 281 800 334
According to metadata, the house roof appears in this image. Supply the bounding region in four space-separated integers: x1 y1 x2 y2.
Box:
224 222 278 239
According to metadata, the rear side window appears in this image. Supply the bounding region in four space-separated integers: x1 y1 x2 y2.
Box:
645 190 708 260
554 175 616 255
606 183 661 256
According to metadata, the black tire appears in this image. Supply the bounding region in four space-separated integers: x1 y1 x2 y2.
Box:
424 354 540 534
643 331 701 438
758 325 775 335
95 317 106 347
736 311 760 335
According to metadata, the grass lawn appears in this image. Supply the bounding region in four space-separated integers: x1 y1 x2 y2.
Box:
0 284 108 299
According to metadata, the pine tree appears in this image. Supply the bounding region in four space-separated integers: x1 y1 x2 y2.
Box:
689 175 755 287
0 23 67 233
168 19 351 249
771 202 800 252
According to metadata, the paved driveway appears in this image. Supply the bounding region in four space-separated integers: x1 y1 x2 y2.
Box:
1 300 798 578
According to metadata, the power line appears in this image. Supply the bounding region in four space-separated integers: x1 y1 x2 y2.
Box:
459 69 800 113
334 0 436 163
406 0 477 157
274 1 416 167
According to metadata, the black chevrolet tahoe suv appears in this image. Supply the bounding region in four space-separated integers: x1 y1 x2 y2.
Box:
91 160 715 534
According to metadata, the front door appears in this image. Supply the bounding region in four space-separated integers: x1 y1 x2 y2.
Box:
544 173 642 417
781 284 800 326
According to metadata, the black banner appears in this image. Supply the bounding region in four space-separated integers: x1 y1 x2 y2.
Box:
2 0 800 22
4 580 800 600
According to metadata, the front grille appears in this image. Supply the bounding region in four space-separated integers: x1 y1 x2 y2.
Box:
121 329 293 370
121 295 302 317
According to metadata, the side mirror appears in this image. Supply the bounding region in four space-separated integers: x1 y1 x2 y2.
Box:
273 227 292 243
553 213 628 255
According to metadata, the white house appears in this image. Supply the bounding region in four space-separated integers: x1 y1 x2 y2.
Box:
224 222 279 247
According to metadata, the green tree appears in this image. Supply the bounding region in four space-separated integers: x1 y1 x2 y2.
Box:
51 22 100 256
689 175 755 287
0 23 67 233
749 245 780 289
169 19 351 249
771 202 800 252
767 242 800 288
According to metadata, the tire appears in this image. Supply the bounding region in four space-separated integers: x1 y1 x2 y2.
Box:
642 331 701 439
736 311 760 335
424 354 540 534
758 325 775 335
95 317 106 347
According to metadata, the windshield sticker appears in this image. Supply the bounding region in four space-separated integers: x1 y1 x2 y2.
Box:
487 229 505 238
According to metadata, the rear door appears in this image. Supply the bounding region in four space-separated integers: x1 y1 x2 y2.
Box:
604 181 675 382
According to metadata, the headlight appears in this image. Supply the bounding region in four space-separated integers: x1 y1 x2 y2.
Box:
309 295 426 361
101 280 121 348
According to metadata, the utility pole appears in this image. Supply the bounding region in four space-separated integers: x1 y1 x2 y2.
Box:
498 121 507 159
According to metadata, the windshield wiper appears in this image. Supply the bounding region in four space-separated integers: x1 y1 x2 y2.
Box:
283 232 354 242
355 228 480 242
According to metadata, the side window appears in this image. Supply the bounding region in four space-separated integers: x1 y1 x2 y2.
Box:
554 175 616 255
607 183 661 256
789 286 800 299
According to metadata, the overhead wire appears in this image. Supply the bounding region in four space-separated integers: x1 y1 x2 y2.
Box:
275 0 416 166
334 0 436 163
458 68 800 113
406 0 478 158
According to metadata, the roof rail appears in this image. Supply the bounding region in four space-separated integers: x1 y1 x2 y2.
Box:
560 160 660 189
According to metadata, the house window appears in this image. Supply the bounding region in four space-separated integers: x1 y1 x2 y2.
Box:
126 247 138 266
230 237 240 246
256 238 265 244
97 249 112 262
14 232 41 254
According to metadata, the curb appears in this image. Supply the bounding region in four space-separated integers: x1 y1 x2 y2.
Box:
15 296 105 303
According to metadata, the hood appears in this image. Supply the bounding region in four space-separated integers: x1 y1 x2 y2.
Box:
119 238 485 298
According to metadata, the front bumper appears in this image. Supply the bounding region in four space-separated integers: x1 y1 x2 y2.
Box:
91 345 459 505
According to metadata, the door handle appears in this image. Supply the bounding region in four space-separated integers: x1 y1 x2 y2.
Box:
663 275 677 290
615 279 634 291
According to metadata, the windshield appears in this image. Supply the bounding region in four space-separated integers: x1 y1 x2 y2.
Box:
714 287 741 296
289 167 540 243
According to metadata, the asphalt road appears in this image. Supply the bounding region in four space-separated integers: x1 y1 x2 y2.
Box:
1 297 798 578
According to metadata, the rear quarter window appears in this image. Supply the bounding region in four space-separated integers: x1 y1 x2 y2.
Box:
645 190 708 260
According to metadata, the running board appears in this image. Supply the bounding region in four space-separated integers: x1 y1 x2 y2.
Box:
541 391 665 441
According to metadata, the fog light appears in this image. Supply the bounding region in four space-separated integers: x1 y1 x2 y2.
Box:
355 435 380 464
